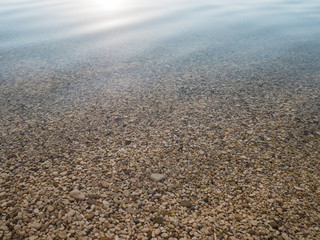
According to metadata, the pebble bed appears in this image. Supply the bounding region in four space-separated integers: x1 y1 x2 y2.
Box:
0 59 319 240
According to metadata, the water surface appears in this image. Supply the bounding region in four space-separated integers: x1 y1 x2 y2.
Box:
1 0 320 82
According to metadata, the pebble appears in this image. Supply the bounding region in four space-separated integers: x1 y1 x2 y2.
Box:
180 200 193 208
161 232 169 238
234 214 243 221
123 190 130 197
154 228 161 236
247 130 254 135
100 181 108 188
38 189 46 195
14 224 21 231
67 210 76 217
61 171 68 176
250 220 258 226
172 218 179 226
29 222 42 230
70 189 86 200
150 173 166 182
86 214 94 220
47 205 55 212
153 216 164 224
269 220 278 229
58 231 67 239
281 232 290 240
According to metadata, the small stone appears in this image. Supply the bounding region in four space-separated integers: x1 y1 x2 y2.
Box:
16 212 22 219
276 208 283 214
86 214 94 220
269 220 278 229
154 193 162 198
294 186 304 191
172 218 179 226
67 210 76 217
47 206 54 212
123 190 130 197
153 216 164 224
250 220 258 226
100 181 108 188
247 130 254 135
60 171 68 176
127 206 135 214
281 232 290 240
76 214 83 221
58 231 67 239
102 200 109 207
0 194 6 201
150 173 166 182
180 200 193 208
70 189 86 200
154 228 161 236
78 220 85 226
85 225 93 231
99 234 108 240
29 222 42 230
161 232 169 238
40 224 48 232
87 199 95 205
234 214 243 221
38 189 46 195
14 224 21 231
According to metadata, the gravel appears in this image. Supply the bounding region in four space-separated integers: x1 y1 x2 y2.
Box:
0 57 319 239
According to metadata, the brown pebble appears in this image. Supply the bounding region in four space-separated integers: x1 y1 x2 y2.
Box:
181 200 193 208
153 216 164 224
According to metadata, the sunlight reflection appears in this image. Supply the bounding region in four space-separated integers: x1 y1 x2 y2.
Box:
95 0 128 11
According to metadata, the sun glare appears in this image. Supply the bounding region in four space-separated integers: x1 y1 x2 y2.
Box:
95 0 128 11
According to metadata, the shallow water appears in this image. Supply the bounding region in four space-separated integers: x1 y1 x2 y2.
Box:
1 0 320 82
1 2 320 239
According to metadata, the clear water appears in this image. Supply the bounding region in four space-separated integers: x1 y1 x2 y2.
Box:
1 0 320 83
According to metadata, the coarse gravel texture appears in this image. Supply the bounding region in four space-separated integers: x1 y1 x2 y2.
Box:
0 58 320 240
